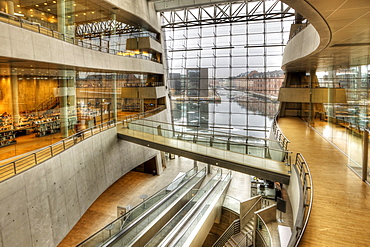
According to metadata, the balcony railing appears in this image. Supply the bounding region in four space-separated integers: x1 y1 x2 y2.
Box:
0 121 116 182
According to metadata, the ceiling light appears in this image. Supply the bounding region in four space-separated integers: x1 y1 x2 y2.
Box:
44 2 47 5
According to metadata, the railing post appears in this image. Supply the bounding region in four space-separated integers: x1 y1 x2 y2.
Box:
13 162 16 175
34 153 37 164
63 140 66 150
50 146 53 157
362 129 368 182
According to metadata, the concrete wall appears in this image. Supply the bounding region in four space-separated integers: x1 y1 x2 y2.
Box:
0 22 164 75
0 110 170 247
282 24 320 68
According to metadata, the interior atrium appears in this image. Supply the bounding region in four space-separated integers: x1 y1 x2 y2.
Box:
0 0 369 246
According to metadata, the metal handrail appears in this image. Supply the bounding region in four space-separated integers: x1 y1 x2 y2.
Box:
169 171 232 247
240 196 263 223
77 167 206 247
236 230 253 247
292 153 313 247
288 22 310 41
212 219 240 247
132 121 286 151
272 114 290 151
131 118 282 145
0 11 161 63
0 120 116 182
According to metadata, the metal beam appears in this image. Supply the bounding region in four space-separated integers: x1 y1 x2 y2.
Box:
160 0 293 28
152 0 260 12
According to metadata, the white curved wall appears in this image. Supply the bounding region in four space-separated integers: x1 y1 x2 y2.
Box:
282 24 320 68
104 0 161 32
0 22 164 75
0 111 169 247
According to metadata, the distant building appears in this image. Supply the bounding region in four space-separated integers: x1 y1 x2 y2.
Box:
186 68 209 97
234 70 284 96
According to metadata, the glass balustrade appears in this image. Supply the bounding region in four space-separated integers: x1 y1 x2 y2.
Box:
125 119 288 162
77 167 206 247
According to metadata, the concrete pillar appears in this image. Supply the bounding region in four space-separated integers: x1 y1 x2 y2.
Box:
34 78 39 116
140 99 144 113
59 77 68 138
59 70 76 138
6 0 14 15
193 160 198 169
111 12 117 35
57 0 75 38
10 73 19 124
57 0 66 35
113 73 117 121
155 153 163 175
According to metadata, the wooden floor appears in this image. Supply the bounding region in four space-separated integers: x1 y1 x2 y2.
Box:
57 158 255 247
1 115 369 246
278 117 370 246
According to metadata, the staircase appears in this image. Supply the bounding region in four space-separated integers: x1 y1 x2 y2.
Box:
34 95 60 113
224 219 254 247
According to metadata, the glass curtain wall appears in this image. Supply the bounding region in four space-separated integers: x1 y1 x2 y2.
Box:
0 67 165 161
163 1 294 138
315 56 370 181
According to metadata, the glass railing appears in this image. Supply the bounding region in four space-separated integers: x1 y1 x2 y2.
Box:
145 169 223 247
120 106 166 124
0 11 161 63
84 167 206 247
256 214 272 247
124 119 289 161
172 171 232 246
0 120 116 182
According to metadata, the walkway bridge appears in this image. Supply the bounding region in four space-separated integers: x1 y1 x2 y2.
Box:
117 119 291 184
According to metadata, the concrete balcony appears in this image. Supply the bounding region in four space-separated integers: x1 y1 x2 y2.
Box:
121 86 166 99
278 87 347 103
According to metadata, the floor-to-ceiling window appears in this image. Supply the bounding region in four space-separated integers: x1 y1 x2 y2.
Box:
162 0 295 139
315 57 370 181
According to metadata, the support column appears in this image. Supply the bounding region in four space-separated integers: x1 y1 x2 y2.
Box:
207 163 212 174
193 160 198 169
57 0 75 38
57 0 66 35
59 70 76 138
60 77 68 138
10 73 19 124
6 0 14 15
140 99 145 113
363 130 368 182
113 73 117 121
